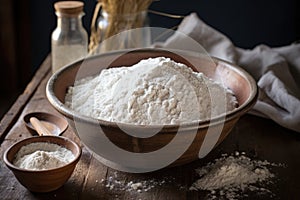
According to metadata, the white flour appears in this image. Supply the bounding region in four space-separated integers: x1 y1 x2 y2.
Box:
52 44 87 73
99 171 176 193
92 152 283 199
13 142 75 170
190 152 284 199
65 57 238 124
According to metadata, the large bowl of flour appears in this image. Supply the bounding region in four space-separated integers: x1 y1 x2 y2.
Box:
46 48 258 172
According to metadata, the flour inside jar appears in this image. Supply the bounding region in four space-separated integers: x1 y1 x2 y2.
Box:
65 57 238 125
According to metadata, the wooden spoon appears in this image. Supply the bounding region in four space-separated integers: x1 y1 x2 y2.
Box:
29 117 53 136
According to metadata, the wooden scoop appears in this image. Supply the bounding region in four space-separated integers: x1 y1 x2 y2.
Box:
29 117 53 136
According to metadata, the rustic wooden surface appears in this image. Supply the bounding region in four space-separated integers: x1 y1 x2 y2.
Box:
0 56 300 200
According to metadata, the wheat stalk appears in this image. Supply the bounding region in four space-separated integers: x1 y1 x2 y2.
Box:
89 0 153 54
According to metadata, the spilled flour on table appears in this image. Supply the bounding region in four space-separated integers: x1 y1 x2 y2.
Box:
91 152 287 200
99 171 178 193
92 152 284 199
190 152 285 199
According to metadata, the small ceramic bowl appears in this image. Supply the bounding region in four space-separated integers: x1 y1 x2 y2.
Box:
23 112 68 136
3 136 81 192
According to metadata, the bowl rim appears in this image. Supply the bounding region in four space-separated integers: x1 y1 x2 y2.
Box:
3 135 82 173
46 48 258 130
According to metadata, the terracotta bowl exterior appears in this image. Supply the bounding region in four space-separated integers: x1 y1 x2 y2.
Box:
46 48 258 171
3 136 81 192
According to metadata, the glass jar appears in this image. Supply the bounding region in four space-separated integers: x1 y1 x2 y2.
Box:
92 10 151 53
51 1 88 73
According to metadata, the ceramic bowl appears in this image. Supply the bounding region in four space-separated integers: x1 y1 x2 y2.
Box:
46 48 258 172
3 136 81 192
23 112 68 136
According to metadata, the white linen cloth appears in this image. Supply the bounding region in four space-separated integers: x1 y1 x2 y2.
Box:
161 13 300 132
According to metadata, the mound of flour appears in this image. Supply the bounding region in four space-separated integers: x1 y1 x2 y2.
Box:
190 152 284 199
13 142 75 170
65 57 238 125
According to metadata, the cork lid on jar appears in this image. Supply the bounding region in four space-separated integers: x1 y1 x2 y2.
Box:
54 1 84 15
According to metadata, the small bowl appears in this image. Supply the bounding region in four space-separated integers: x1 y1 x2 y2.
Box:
23 112 68 136
3 136 81 192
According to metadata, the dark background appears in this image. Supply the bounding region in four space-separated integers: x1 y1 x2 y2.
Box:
0 0 299 117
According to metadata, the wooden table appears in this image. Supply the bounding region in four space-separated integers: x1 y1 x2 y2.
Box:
1 56 300 200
